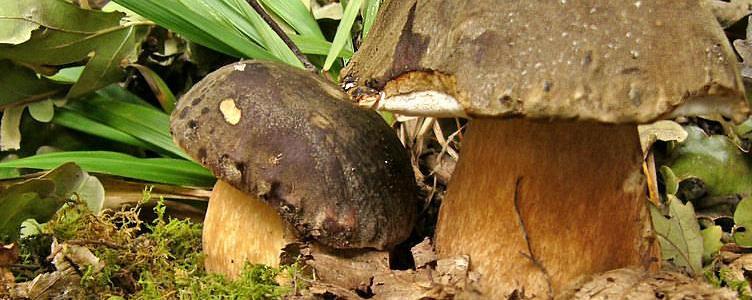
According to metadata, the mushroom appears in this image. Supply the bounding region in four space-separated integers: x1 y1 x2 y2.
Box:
342 0 750 298
170 61 418 279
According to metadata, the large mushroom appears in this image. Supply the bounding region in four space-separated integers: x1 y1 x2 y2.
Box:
342 0 750 298
170 61 418 280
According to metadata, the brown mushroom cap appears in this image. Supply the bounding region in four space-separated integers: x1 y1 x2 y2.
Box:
171 60 418 250
343 0 749 123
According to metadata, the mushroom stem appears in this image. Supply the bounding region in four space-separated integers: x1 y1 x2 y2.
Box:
435 118 659 298
203 180 294 277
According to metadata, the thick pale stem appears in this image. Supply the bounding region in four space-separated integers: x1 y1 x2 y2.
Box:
203 181 392 291
435 119 659 298
203 180 294 277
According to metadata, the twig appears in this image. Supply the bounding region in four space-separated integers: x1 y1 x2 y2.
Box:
3 263 39 269
246 0 317 73
512 177 553 299
67 239 126 250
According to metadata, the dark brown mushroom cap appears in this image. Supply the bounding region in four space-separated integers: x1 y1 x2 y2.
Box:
171 60 418 250
343 0 749 123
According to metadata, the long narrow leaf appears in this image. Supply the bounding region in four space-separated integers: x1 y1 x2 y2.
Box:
114 0 349 61
129 64 177 113
113 0 275 60
291 35 352 57
218 0 302 67
362 0 381 38
323 0 363 71
66 94 190 160
97 84 153 107
259 0 324 39
52 108 155 150
0 151 215 187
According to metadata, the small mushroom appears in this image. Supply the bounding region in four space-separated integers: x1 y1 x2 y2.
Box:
342 0 750 298
171 61 418 278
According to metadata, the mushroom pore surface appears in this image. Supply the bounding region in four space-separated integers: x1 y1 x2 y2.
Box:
171 61 418 250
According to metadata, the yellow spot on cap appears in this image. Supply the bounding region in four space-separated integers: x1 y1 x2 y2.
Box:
219 98 242 125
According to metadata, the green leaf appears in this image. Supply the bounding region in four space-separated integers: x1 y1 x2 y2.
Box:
220 0 303 68
0 163 90 242
128 64 177 113
0 155 21 180
0 179 56 242
323 0 363 71
28 99 55 122
45 66 85 83
660 166 679 196
701 225 723 262
259 0 324 39
734 197 752 246
649 195 703 275
0 151 215 187
290 34 351 57
113 0 273 60
51 108 154 150
0 60 68 108
65 93 190 159
96 84 153 107
0 0 149 98
20 219 44 239
736 117 752 138
362 0 381 38
0 2 42 45
666 126 752 197
378 111 396 127
114 0 349 64
76 172 105 214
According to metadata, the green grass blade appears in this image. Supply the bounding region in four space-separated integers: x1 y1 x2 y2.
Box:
113 0 276 60
52 108 155 150
0 151 215 187
220 0 302 67
291 35 352 57
129 64 177 113
259 0 324 39
323 0 363 71
66 94 190 160
362 0 381 38
114 1 240 56
96 85 153 107
114 0 340 60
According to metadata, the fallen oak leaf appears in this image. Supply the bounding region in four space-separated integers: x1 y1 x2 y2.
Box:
0 163 101 242
649 195 704 275
0 0 150 99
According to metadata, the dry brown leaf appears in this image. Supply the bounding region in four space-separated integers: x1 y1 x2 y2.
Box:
410 238 437 269
561 268 736 300
710 0 752 28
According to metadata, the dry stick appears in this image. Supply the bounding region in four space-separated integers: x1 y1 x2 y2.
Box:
512 177 554 299
4 263 39 269
246 0 317 73
67 238 127 249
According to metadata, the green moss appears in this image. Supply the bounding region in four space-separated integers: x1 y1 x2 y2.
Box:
15 189 305 299
704 267 752 300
